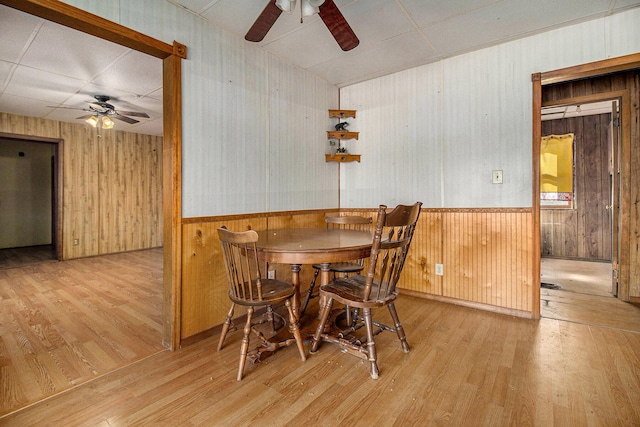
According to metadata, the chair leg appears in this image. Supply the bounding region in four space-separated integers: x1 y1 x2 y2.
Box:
285 299 306 361
237 307 253 381
310 297 334 354
363 308 379 380
217 303 235 352
387 302 410 353
266 305 276 333
301 268 320 315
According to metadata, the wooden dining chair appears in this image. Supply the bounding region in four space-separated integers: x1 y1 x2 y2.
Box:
310 202 422 379
300 214 373 315
217 226 306 381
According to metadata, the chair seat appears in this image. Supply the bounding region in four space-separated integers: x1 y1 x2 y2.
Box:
311 261 364 273
320 275 398 309
228 278 295 307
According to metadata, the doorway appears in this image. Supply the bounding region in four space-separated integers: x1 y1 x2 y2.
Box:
538 94 623 326
0 135 61 268
539 99 618 301
3 0 185 349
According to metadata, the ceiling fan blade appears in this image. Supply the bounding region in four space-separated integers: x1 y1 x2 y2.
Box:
245 0 283 42
319 0 359 51
76 114 94 119
48 105 89 111
113 114 140 124
116 110 150 118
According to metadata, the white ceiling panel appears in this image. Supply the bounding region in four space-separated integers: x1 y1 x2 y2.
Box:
0 6 41 63
340 0 414 50
199 0 273 36
4 65 86 103
91 51 163 96
0 92 55 118
423 0 618 57
401 0 498 27
0 59 14 90
20 21 129 82
310 30 439 86
260 19 346 69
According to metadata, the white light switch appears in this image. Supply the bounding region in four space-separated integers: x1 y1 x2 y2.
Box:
492 170 503 184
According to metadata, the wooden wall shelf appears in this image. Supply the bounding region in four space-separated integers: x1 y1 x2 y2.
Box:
329 109 356 119
326 154 361 163
327 131 359 140
327 109 359 163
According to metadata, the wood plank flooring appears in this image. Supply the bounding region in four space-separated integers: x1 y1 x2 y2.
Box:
1 251 639 425
0 248 164 416
540 257 640 333
0 245 57 270
540 258 612 297
1 295 639 426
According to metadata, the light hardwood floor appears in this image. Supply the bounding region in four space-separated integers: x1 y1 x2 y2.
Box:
0 245 57 270
1 251 639 426
540 258 640 333
0 248 164 416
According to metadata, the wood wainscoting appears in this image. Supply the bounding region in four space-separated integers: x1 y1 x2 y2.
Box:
180 208 535 343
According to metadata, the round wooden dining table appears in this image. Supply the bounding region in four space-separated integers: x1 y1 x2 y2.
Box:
242 228 373 362
254 228 373 316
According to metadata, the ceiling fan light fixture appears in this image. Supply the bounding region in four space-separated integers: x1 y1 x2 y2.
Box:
276 0 295 13
101 116 115 129
276 0 324 16
302 0 324 16
86 115 99 127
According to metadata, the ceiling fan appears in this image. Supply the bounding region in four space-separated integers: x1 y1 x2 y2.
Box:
50 95 150 129
245 0 359 52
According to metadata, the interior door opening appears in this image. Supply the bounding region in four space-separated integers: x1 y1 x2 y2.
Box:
0 135 61 268
539 99 620 299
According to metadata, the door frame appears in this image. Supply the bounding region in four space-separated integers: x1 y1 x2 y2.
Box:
532 53 640 306
1 0 186 350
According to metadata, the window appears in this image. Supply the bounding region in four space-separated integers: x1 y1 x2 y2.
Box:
540 133 574 208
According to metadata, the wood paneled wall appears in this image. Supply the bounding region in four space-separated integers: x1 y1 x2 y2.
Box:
0 113 163 259
541 114 612 260
180 208 535 341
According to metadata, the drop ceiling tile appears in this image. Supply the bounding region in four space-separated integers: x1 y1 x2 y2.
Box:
262 20 346 69
91 51 163 96
0 93 57 118
174 0 222 15
613 0 640 9
0 60 15 91
20 20 129 82
200 0 268 37
341 0 413 50
310 30 439 86
4 65 86 104
127 118 164 136
122 95 163 118
0 5 41 63
422 0 614 57
400 0 497 27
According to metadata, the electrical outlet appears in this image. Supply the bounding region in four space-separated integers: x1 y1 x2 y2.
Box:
267 270 275 279
73 239 79 246
492 170 503 184
436 263 443 276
